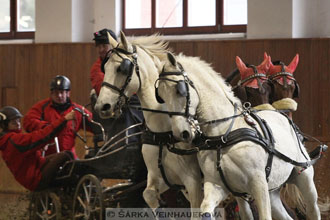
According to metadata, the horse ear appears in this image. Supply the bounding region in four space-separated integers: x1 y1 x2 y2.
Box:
264 52 268 60
287 54 299 73
167 52 177 66
107 32 118 49
120 31 133 53
258 56 271 73
235 56 247 73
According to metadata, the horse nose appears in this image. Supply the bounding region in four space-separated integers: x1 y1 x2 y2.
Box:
102 103 111 111
181 130 190 141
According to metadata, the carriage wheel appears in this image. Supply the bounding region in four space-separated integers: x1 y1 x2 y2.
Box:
29 191 61 220
72 174 103 219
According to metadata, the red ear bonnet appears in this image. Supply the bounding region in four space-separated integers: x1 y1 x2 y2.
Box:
236 55 269 88
268 54 299 85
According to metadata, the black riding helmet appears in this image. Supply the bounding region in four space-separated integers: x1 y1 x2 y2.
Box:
0 106 23 130
50 75 71 91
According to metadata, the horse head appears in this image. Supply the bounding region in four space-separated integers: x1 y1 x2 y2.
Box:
156 53 200 142
268 54 300 103
234 53 272 107
95 31 144 119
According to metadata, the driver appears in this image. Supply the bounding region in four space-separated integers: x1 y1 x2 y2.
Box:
90 28 117 96
23 75 93 159
0 106 75 191
89 28 144 145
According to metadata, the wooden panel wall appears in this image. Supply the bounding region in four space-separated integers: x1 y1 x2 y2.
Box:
0 39 329 199
0 43 97 116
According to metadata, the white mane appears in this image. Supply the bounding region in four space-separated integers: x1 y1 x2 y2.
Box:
127 34 171 69
176 53 240 104
174 53 242 121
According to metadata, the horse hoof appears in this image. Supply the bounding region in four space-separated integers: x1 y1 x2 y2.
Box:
201 212 212 220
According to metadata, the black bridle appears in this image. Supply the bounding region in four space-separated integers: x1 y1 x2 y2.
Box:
156 63 201 132
100 45 142 115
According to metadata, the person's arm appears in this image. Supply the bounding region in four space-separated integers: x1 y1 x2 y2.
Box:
10 112 75 153
90 59 104 96
23 101 50 132
72 105 94 132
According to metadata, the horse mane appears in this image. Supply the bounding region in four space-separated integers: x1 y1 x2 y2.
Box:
130 34 170 57
127 34 171 72
176 53 241 106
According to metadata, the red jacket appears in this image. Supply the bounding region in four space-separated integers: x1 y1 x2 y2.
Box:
90 58 104 95
0 117 67 191
23 98 92 158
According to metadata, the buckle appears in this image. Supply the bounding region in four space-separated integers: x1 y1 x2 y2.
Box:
221 136 227 144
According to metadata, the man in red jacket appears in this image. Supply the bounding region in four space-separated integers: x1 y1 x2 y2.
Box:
23 75 93 158
0 106 75 191
90 28 117 95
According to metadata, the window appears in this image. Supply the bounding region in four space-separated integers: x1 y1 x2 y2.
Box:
123 0 247 36
0 0 35 39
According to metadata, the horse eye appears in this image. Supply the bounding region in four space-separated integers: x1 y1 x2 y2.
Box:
117 66 121 73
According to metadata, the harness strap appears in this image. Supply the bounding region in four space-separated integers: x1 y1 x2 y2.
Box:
200 112 277 197
140 128 186 190
249 112 275 181
158 144 185 191
141 128 199 156
218 163 248 198
128 104 192 118
101 81 123 94
141 129 178 146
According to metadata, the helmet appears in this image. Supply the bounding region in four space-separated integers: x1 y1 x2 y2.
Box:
93 28 117 45
0 106 23 121
50 75 71 91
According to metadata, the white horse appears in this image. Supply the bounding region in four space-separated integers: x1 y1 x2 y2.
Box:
156 52 321 220
94 32 203 214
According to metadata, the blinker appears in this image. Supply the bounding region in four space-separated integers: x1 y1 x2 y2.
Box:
119 59 134 75
176 80 188 97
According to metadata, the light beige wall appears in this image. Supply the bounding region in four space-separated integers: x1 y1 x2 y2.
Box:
248 0 330 39
35 0 72 42
247 0 292 39
35 0 121 43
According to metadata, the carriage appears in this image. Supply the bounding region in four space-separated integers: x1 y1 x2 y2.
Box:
28 108 148 220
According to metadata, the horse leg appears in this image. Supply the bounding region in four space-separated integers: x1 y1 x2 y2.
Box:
182 178 203 208
201 182 228 220
249 176 272 220
142 145 169 209
235 198 254 220
291 167 320 220
143 172 169 208
269 189 293 220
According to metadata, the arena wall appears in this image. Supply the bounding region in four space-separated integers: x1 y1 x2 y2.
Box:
0 38 329 200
